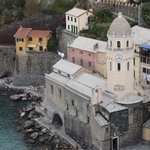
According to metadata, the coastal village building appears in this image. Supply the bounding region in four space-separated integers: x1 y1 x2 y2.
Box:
14 26 52 54
65 7 93 34
132 25 150 88
67 36 107 78
42 13 150 150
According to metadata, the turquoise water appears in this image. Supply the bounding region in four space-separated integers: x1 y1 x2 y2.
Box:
0 95 27 150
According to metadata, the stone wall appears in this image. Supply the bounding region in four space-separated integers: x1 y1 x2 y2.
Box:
64 111 96 150
13 52 60 86
57 28 78 58
119 102 143 148
0 45 16 77
91 1 139 21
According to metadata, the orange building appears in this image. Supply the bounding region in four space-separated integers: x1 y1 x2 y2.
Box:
14 26 52 54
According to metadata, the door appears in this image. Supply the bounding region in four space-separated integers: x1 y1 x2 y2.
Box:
112 137 119 150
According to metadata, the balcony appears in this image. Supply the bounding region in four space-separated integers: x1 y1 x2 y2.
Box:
106 46 134 51
26 49 45 54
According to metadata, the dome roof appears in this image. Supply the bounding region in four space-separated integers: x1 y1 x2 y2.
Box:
108 12 131 37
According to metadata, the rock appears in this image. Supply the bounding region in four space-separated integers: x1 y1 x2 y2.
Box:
20 112 26 118
29 139 35 144
30 132 39 140
15 126 21 132
24 120 34 129
38 131 44 136
39 135 48 143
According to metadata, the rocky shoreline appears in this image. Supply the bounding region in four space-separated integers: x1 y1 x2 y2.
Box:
0 81 77 150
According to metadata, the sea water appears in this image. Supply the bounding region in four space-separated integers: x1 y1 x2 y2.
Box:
0 95 27 150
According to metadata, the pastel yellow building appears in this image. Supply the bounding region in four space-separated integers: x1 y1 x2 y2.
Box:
142 119 150 141
65 7 93 34
14 26 52 54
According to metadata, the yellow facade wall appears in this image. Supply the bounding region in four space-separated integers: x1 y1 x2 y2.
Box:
15 34 52 55
134 55 140 81
142 127 150 141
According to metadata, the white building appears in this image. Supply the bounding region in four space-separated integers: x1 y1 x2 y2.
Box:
65 7 93 34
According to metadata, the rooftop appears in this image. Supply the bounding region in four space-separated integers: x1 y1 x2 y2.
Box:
94 113 109 126
143 119 150 128
53 59 82 76
132 25 150 45
14 27 52 38
69 36 107 53
100 95 128 113
14 27 31 38
117 93 143 105
65 7 87 17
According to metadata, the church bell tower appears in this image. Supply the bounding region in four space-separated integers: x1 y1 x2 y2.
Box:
106 12 135 100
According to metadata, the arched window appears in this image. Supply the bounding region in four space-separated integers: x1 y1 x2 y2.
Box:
117 63 121 71
110 41 112 47
126 41 129 47
110 62 112 70
127 62 130 71
117 41 121 48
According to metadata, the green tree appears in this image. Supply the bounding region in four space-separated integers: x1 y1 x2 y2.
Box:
47 38 58 52
94 7 112 23
24 0 41 17
3 9 11 24
142 7 150 27
16 8 24 21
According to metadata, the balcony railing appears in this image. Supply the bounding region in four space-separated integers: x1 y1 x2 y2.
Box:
106 46 134 51
26 49 45 54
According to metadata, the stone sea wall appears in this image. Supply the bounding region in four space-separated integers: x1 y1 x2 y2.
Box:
0 45 16 77
13 51 60 86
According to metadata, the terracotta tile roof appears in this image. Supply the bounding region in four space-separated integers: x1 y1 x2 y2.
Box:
14 27 52 38
14 27 32 38
28 30 52 37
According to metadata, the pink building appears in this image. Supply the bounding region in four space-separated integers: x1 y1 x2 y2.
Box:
68 36 107 75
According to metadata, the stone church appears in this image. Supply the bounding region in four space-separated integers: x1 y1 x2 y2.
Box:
42 13 150 150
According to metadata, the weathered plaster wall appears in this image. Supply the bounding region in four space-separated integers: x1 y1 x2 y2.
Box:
13 52 60 86
0 45 16 77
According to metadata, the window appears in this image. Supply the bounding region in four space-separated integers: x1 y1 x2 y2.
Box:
75 108 78 116
80 51 83 54
148 58 150 64
133 58 135 65
39 46 43 51
17 38 24 42
110 62 112 70
72 49 74 52
88 53 91 56
29 47 33 50
51 85 53 94
134 71 135 78
89 61 91 67
143 67 146 73
76 26 78 33
127 62 130 71
19 47 23 51
29 37 32 41
117 41 121 48
59 89 62 98
110 41 112 47
87 116 89 123
147 69 150 74
72 57 75 63
126 41 129 47
74 18 76 22
68 16 69 20
39 37 42 42
117 63 121 71
71 17 73 21
72 100 74 106
68 25 70 30
81 59 83 66
106 127 109 132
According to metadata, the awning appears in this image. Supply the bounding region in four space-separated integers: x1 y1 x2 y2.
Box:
140 44 150 51
27 44 36 47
